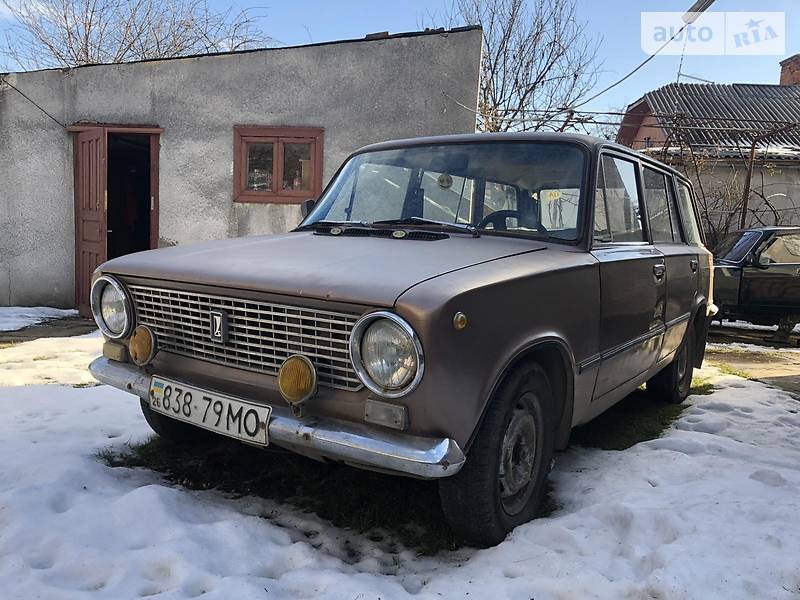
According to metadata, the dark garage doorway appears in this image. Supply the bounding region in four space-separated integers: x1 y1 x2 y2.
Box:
107 133 151 260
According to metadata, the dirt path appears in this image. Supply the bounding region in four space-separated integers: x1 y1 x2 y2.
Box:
0 317 97 345
707 324 800 396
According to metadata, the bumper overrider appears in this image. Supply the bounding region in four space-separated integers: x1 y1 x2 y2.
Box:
89 357 465 479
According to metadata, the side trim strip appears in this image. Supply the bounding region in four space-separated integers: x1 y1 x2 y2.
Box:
600 325 666 363
578 354 601 373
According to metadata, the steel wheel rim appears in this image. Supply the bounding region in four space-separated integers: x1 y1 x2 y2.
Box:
498 394 538 515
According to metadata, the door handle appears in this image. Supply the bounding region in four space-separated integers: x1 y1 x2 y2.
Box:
690 259 698 273
653 263 666 281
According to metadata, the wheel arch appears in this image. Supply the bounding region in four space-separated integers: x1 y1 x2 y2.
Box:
467 337 576 453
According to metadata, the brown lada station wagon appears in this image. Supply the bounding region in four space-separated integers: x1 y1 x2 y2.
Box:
89 133 714 547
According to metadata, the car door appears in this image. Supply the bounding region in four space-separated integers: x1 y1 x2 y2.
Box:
712 230 764 315
640 166 698 360
740 231 800 315
591 153 666 400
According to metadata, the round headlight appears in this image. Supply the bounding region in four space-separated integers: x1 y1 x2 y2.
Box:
90 276 132 339
350 312 424 398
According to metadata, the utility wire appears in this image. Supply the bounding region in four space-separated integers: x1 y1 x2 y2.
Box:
0 75 66 129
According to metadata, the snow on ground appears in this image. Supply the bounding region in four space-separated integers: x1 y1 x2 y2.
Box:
0 330 103 386
0 336 799 599
714 319 800 334
0 306 78 331
706 341 800 354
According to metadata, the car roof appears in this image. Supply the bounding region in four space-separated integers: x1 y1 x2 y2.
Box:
738 226 800 233
353 132 689 182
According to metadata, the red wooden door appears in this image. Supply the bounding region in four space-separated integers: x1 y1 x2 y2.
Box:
74 128 107 316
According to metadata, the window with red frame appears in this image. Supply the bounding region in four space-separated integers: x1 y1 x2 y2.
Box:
233 126 324 203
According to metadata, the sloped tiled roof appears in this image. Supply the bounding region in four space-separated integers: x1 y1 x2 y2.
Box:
631 83 800 152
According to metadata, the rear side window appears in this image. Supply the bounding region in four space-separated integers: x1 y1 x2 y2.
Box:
595 156 644 243
642 167 681 242
676 181 703 245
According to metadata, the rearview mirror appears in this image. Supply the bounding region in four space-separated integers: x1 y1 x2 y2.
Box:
300 198 317 218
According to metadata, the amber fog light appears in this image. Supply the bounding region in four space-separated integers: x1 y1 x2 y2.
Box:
278 355 317 407
129 325 157 366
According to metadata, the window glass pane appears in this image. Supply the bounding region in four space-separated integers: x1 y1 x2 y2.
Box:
761 234 800 264
420 171 475 223
594 161 611 242
323 163 411 222
676 182 702 245
539 188 580 231
602 156 644 242
246 143 273 191
482 181 521 229
666 183 683 242
642 167 674 242
714 230 761 263
283 142 312 191
308 142 585 241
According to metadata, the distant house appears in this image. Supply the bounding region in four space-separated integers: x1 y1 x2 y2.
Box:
617 55 800 247
0 27 483 312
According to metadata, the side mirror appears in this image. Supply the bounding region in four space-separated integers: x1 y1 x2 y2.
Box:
745 252 769 268
300 198 317 218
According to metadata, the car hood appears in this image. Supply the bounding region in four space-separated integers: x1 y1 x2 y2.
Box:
99 231 546 307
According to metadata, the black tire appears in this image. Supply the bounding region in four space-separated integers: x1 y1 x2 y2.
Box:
647 327 694 404
438 362 555 548
139 399 214 444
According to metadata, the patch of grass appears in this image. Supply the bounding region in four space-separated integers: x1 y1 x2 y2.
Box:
570 389 686 451
689 376 715 396
0 342 18 350
31 356 50 361
711 361 752 379
99 435 473 554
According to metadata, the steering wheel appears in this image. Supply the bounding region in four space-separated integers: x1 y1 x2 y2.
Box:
478 210 522 230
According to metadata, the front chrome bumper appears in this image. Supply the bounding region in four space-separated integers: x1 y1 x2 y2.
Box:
89 357 465 479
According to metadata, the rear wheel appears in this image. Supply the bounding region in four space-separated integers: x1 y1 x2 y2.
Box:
648 327 694 404
438 363 554 548
139 399 214 444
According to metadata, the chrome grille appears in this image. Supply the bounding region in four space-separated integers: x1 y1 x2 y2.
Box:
127 284 362 390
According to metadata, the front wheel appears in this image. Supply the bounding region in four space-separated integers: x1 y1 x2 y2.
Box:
648 327 694 404
438 363 554 547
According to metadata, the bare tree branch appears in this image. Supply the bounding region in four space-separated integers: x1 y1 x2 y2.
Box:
427 0 600 132
1 0 274 71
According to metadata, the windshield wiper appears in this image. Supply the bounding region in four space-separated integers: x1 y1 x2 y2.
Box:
294 220 370 231
372 217 480 237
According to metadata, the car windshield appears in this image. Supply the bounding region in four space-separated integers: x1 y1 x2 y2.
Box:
302 142 586 241
714 230 762 263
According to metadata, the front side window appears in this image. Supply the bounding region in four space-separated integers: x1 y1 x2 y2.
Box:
304 142 587 241
760 233 800 264
596 156 644 243
234 127 323 203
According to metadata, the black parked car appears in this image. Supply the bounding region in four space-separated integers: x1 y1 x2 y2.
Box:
714 226 800 335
